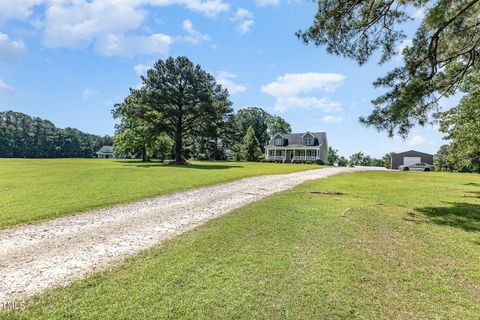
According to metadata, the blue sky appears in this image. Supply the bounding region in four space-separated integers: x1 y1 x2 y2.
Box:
0 0 449 158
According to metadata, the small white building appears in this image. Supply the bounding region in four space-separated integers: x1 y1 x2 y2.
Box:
96 146 114 158
264 132 328 164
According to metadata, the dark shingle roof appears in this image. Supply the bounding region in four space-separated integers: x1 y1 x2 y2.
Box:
391 150 433 157
266 132 326 148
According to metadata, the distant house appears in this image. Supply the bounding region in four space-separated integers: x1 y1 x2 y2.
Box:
96 146 114 159
390 150 433 169
264 132 328 164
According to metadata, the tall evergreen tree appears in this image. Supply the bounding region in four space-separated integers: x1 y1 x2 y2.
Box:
298 0 480 137
241 126 262 162
114 56 233 164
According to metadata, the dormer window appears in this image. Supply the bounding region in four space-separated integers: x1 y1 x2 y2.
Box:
303 132 315 145
274 137 284 146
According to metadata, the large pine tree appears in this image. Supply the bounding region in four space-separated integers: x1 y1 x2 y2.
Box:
298 0 480 137
114 56 233 164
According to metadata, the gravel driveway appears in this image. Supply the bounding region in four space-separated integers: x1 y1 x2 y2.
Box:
0 167 358 301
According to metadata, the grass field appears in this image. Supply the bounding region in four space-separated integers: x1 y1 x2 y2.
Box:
0 159 320 228
4 171 479 319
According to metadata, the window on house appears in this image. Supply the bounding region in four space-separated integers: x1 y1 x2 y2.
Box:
304 137 313 145
275 138 283 146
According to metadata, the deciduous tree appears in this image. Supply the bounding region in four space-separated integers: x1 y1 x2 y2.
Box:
266 115 292 137
235 107 292 149
438 89 480 172
327 146 340 165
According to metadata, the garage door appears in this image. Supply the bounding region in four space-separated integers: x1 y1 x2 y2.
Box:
403 157 421 165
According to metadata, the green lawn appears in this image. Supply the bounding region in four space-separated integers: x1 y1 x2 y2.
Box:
0 159 319 228
4 171 479 319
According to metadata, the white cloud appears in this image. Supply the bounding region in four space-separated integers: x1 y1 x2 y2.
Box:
0 33 25 63
0 78 14 94
152 0 230 16
261 72 345 97
42 1 146 49
238 19 254 34
412 8 425 19
179 19 210 44
274 96 341 112
231 8 254 34
0 0 46 23
262 72 345 112
254 0 280 6
321 115 344 123
134 63 151 76
407 135 426 146
232 8 253 20
2 0 229 57
216 71 247 95
2 0 229 25
82 88 97 99
95 33 172 57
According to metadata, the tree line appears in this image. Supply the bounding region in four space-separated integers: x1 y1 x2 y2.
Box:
113 56 291 163
328 147 393 168
434 88 480 173
0 111 112 158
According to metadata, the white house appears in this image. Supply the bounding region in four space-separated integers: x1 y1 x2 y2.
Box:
96 146 114 158
264 132 328 164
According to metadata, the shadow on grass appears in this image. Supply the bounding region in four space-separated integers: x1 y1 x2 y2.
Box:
406 202 480 232
117 160 243 170
464 191 480 199
463 182 480 187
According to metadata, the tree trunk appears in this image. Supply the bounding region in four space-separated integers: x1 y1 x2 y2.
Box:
174 130 183 164
142 144 147 162
214 136 219 160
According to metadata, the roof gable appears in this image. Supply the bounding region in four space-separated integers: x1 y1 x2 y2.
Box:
97 146 113 153
302 131 314 138
266 132 326 147
392 150 433 157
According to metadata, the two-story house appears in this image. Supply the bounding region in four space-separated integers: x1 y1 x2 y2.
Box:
264 132 328 164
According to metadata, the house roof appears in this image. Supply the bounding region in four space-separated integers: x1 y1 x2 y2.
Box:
97 145 113 154
391 150 433 157
266 132 326 148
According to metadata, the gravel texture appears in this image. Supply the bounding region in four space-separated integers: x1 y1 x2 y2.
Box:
0 167 358 301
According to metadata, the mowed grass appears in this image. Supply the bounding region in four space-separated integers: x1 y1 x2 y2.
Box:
4 171 479 319
0 159 319 228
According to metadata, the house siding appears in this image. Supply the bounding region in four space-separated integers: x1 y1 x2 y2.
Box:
264 132 328 164
391 150 434 169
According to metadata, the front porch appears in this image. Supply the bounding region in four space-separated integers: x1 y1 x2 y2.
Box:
265 149 321 163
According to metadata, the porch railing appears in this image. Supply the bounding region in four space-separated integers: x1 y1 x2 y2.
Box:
266 155 285 161
293 156 318 161
266 155 319 161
